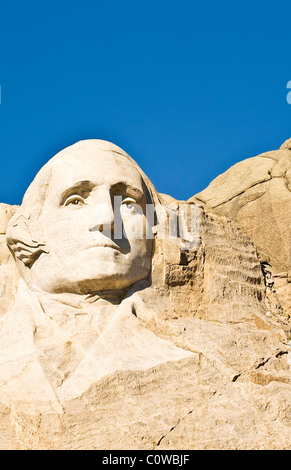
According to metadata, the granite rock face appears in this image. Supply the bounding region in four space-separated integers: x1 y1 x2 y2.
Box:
190 138 291 317
0 140 290 450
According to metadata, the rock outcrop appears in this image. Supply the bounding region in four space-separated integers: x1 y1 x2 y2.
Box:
190 139 291 317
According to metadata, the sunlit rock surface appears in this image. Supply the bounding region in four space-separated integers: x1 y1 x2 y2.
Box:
0 140 290 450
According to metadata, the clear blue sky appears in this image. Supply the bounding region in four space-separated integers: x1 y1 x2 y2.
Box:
1 0 291 205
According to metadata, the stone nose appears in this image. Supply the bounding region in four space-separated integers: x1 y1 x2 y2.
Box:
89 192 115 234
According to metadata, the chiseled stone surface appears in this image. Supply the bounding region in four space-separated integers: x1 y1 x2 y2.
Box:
0 140 290 450
0 204 19 316
190 138 291 317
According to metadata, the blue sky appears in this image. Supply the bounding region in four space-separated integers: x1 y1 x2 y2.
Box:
1 0 291 205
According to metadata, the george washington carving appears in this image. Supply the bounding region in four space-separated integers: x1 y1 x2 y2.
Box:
0 140 192 409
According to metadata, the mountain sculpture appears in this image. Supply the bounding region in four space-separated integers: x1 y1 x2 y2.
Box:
0 139 290 450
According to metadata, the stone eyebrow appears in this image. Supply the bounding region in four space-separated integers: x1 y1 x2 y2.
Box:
59 180 95 205
110 182 146 202
59 180 147 205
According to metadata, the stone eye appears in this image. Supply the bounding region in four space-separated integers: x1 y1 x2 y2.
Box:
121 197 142 215
64 195 84 206
122 197 137 209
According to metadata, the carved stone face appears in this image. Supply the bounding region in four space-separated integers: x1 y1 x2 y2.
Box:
24 143 154 294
